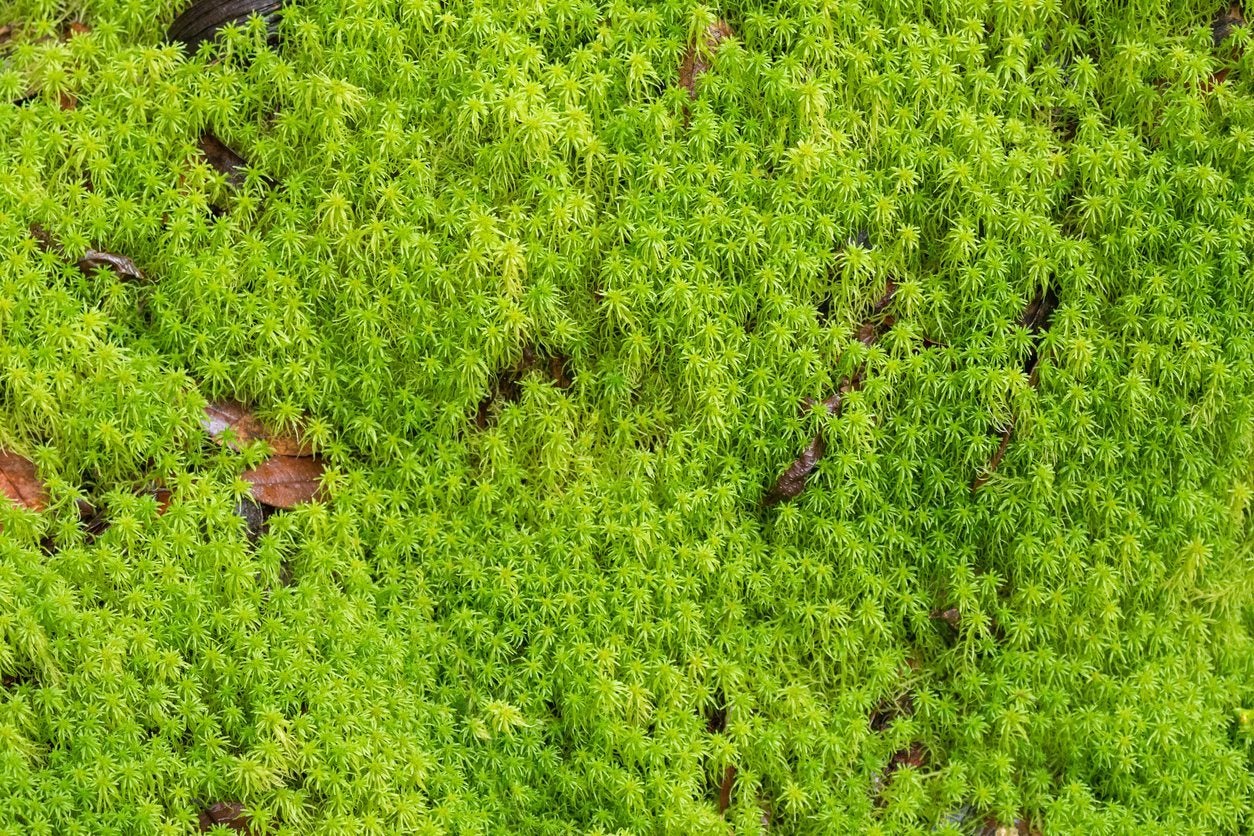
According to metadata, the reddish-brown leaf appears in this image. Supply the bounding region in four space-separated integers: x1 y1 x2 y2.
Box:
0 451 48 511
153 487 172 514
78 250 144 282
198 801 253 833
202 401 311 456
679 19 734 98
930 607 961 629
0 25 12 45
200 133 248 189
66 21 91 37
243 455 325 508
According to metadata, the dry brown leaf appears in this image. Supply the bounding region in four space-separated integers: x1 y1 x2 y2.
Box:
78 250 144 281
198 801 253 833
679 19 734 98
202 401 311 456
200 132 248 189
0 450 48 511
243 455 325 508
66 21 90 37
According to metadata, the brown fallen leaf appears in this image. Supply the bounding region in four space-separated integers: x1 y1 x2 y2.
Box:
200 132 248 189
0 450 48 511
198 801 253 833
679 19 734 98
0 25 11 45
930 607 961 630
66 21 90 37
243 455 325 508
78 250 144 282
152 487 173 514
202 401 312 456
58 90 76 110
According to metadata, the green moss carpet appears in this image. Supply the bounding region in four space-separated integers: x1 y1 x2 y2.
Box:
1 0 1253 832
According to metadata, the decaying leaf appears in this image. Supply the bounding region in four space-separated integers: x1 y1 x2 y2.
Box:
930 607 961 630
29 223 58 253
679 19 734 98
234 496 270 541
202 400 312 456
198 801 254 833
243 455 325 508
152 487 173 514
78 250 144 282
0 450 48 511
1021 285 1059 335
66 21 91 38
1214 3 1245 47
199 132 248 189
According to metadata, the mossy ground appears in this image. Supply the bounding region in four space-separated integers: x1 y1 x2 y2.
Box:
1 0 1254 833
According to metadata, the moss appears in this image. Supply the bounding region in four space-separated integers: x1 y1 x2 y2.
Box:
1 0 1253 832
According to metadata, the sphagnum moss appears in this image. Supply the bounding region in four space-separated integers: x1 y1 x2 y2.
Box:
2 0 1254 833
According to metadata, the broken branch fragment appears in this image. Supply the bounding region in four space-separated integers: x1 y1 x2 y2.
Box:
717 764 736 813
169 0 286 51
973 286 1058 490
765 284 898 505
765 434 827 505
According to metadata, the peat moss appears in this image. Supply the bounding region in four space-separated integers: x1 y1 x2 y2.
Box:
1 0 1253 833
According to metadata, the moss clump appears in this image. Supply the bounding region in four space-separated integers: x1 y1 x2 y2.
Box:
1 0 1253 833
